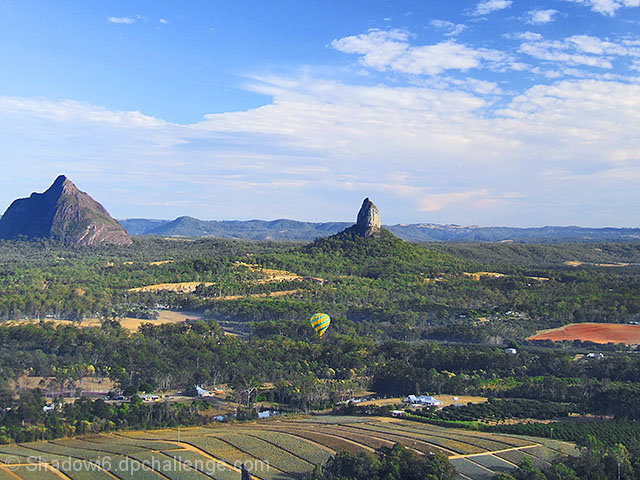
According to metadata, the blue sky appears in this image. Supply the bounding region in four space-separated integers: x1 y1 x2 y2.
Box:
1 0 640 226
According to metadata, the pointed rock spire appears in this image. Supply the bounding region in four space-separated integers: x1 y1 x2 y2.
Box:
354 197 381 237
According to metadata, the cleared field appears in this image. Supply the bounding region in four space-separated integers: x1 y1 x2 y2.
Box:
528 322 640 345
463 272 548 282
0 416 574 480
355 394 486 408
206 290 300 302
8 310 202 333
128 282 215 293
564 261 637 267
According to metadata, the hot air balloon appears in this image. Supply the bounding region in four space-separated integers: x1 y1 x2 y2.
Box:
310 313 331 337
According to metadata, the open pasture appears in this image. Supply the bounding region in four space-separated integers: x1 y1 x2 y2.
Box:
0 416 574 480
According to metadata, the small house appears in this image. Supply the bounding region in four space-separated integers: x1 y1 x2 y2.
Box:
195 385 213 397
404 395 442 406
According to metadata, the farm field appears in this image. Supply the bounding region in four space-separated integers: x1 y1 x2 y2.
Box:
6 310 204 332
0 416 576 480
528 322 640 345
356 395 487 408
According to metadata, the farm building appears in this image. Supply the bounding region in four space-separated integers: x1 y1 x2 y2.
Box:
140 394 160 402
404 395 442 406
195 385 223 396
195 385 213 397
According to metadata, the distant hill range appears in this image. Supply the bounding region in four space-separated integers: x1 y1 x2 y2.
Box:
3 177 638 244
119 216 640 243
0 175 132 246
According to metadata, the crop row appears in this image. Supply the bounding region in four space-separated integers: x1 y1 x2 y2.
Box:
0 468 21 480
259 427 366 456
354 420 530 450
495 449 549 470
288 425 393 452
211 431 312 475
244 430 333 465
310 423 481 456
86 435 178 452
7 465 63 480
187 436 289 480
319 424 444 455
161 449 240 480
468 454 516 472
0 444 115 480
337 423 485 455
130 451 211 480
386 422 531 449
448 457 495 480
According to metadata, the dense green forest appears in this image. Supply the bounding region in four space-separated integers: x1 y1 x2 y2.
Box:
2 234 640 479
2 234 640 340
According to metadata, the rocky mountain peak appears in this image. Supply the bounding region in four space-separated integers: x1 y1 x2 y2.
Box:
0 175 132 246
354 197 381 237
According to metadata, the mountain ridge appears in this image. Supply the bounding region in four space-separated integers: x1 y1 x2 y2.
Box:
118 216 640 243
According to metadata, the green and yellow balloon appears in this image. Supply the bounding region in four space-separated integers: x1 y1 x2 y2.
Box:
310 313 331 337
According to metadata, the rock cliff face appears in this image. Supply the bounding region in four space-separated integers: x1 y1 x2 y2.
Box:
0 175 132 246
354 197 381 237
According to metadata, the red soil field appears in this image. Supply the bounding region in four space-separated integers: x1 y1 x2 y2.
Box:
528 323 640 345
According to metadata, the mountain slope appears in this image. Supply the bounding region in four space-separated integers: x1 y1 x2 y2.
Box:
0 175 132 246
118 218 170 235
143 216 351 241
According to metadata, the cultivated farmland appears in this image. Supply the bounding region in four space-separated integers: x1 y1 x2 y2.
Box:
528 322 640 345
0 416 576 480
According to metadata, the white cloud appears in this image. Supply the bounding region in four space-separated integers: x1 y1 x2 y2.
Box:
568 35 640 56
2 71 640 225
431 20 467 37
331 29 512 76
330 30 410 71
0 97 167 128
159 18 169 24
511 31 543 41
108 16 136 24
565 0 640 16
527 9 558 24
518 34 640 70
474 0 513 15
